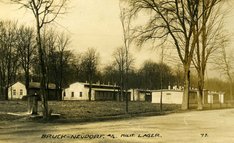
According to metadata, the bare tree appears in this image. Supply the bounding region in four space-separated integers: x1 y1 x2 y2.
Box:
10 0 69 118
119 1 134 113
42 29 57 92
214 36 234 102
42 29 70 100
81 48 99 101
126 0 222 110
41 29 60 101
101 63 119 85
70 53 83 82
113 47 126 102
17 25 36 92
113 46 134 103
139 60 173 89
160 46 164 112
113 47 134 104
174 64 184 88
56 33 70 100
192 0 225 110
0 21 19 100
205 78 228 93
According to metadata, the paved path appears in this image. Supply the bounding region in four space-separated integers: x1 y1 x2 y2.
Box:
1 109 234 143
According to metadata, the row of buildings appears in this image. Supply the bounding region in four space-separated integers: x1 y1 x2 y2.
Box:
8 81 225 104
8 82 58 100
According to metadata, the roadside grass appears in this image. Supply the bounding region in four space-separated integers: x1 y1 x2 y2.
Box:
49 101 180 119
0 101 233 122
0 101 28 113
0 101 180 122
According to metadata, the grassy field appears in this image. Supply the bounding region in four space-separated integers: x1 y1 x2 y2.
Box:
49 101 180 120
0 101 180 122
0 100 233 122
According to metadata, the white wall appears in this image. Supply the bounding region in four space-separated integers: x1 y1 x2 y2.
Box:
152 90 183 104
219 93 224 103
8 82 27 100
208 94 213 104
64 82 122 101
63 82 89 100
207 92 224 104
152 90 224 104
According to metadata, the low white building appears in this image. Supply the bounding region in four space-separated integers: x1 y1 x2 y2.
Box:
208 91 224 104
152 89 224 104
8 82 27 100
63 82 122 101
152 90 184 104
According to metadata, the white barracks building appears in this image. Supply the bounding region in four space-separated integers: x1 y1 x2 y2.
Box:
63 82 122 101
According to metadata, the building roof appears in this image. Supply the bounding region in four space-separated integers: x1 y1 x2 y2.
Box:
93 88 119 92
129 89 152 93
151 89 184 92
29 82 56 89
9 81 25 88
151 88 209 93
71 82 120 89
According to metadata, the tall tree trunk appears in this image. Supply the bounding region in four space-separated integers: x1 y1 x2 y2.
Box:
39 47 48 118
125 52 129 113
36 17 49 118
88 76 92 101
196 4 207 110
160 72 163 112
88 86 92 101
181 64 190 110
25 69 30 93
0 69 5 100
230 81 233 102
4 86 8 100
197 72 204 110
26 40 31 93
0 70 3 99
58 52 63 101
228 75 233 102
120 67 124 102
125 69 128 113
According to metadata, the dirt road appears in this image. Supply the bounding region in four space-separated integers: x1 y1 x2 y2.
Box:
1 109 234 143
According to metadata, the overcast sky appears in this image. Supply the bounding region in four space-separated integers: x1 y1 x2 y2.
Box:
0 0 234 78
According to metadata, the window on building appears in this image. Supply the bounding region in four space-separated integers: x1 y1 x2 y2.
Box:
71 92 74 97
80 92 82 97
13 89 16 96
20 89 23 95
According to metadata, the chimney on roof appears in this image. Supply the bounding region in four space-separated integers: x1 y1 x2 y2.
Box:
168 85 171 90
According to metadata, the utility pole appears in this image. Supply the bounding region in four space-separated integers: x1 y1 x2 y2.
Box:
160 46 164 112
